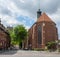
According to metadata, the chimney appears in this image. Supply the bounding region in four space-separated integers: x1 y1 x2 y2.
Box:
37 9 42 18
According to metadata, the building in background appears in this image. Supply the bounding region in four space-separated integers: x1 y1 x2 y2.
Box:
7 27 13 31
0 19 11 50
24 9 58 49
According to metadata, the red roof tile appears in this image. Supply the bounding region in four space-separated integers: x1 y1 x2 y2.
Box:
37 13 55 23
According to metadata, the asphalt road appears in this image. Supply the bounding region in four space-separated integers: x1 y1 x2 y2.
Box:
0 50 60 57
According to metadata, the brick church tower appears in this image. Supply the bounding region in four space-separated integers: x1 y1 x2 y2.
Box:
24 9 58 49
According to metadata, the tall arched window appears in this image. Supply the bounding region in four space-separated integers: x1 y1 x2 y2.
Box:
37 26 42 44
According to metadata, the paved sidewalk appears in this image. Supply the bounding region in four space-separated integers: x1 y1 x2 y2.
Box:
0 50 60 57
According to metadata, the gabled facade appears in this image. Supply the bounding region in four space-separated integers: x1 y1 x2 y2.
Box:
25 11 58 49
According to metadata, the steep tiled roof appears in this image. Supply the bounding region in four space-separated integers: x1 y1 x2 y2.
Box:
0 23 9 35
37 13 55 23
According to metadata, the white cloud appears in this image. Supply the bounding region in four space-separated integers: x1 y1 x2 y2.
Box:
20 0 25 3
1 15 20 26
25 26 30 31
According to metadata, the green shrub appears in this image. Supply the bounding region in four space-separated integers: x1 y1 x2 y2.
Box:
58 48 60 52
46 41 56 50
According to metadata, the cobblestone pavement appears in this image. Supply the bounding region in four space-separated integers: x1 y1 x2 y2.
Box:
0 50 60 57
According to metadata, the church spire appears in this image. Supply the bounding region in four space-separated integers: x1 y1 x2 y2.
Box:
37 0 42 19
37 9 42 18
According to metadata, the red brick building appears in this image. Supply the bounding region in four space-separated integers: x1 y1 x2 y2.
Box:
24 9 58 49
0 20 11 50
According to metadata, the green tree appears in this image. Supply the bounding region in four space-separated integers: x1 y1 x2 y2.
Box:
14 25 27 48
9 25 27 49
9 29 17 45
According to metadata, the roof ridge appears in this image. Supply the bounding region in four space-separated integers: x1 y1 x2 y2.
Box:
37 12 55 24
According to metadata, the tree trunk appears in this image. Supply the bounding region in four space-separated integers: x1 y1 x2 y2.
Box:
22 40 24 49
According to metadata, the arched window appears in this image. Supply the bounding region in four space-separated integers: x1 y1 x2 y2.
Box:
37 26 42 44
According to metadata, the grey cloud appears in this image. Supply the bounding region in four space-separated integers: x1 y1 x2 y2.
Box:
40 0 60 14
11 0 38 18
0 6 12 16
12 0 60 16
0 0 60 18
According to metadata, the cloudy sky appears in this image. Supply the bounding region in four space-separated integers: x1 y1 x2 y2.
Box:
0 0 60 39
